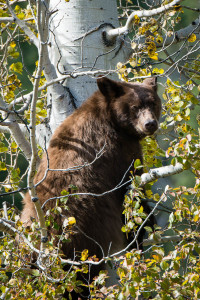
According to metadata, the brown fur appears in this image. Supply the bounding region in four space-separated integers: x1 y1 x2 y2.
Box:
21 77 161 288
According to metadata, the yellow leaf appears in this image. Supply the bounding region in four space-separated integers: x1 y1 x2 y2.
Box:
149 53 158 60
14 5 21 13
156 35 163 44
153 68 164 74
17 12 25 20
133 15 140 25
152 254 161 261
139 206 144 213
182 279 188 286
188 33 196 43
81 249 88 261
68 217 76 226
10 41 16 48
147 42 156 52
16 220 23 228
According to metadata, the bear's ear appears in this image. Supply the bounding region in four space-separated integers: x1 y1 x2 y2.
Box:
97 77 124 98
143 77 157 90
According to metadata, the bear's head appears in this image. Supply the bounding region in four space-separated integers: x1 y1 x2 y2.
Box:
97 77 161 138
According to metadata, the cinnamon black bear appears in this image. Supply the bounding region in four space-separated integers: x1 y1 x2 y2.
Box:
21 77 161 296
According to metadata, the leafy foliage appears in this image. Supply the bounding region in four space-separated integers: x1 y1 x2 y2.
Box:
0 0 200 299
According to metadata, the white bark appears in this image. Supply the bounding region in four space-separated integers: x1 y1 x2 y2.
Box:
140 163 184 185
48 0 129 131
0 97 32 160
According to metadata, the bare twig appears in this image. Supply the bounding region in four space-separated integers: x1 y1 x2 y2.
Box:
27 0 48 251
143 234 182 246
57 188 170 266
8 69 115 109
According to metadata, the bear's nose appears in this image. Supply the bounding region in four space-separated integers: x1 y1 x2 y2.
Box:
145 120 158 132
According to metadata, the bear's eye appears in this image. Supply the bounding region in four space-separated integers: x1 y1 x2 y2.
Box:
146 101 156 108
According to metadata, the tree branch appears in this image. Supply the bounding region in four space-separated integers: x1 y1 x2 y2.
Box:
0 17 14 23
105 0 183 40
0 97 32 160
143 234 182 246
140 163 184 185
8 69 115 109
0 16 34 24
0 218 16 235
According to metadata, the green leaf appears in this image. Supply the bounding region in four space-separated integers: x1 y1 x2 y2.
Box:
161 278 170 290
135 175 142 185
144 226 153 233
0 142 8 153
32 270 40 276
61 189 69 196
9 62 23 74
134 159 143 169
194 245 200 255
160 261 169 271
0 286 7 293
152 232 161 242
0 161 6 171
11 168 20 179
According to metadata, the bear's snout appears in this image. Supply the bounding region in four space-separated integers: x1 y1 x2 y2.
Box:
144 119 158 134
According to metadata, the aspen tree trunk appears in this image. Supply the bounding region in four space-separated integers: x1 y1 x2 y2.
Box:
48 0 129 132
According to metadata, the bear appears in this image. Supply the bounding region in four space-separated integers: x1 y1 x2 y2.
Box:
20 77 161 298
